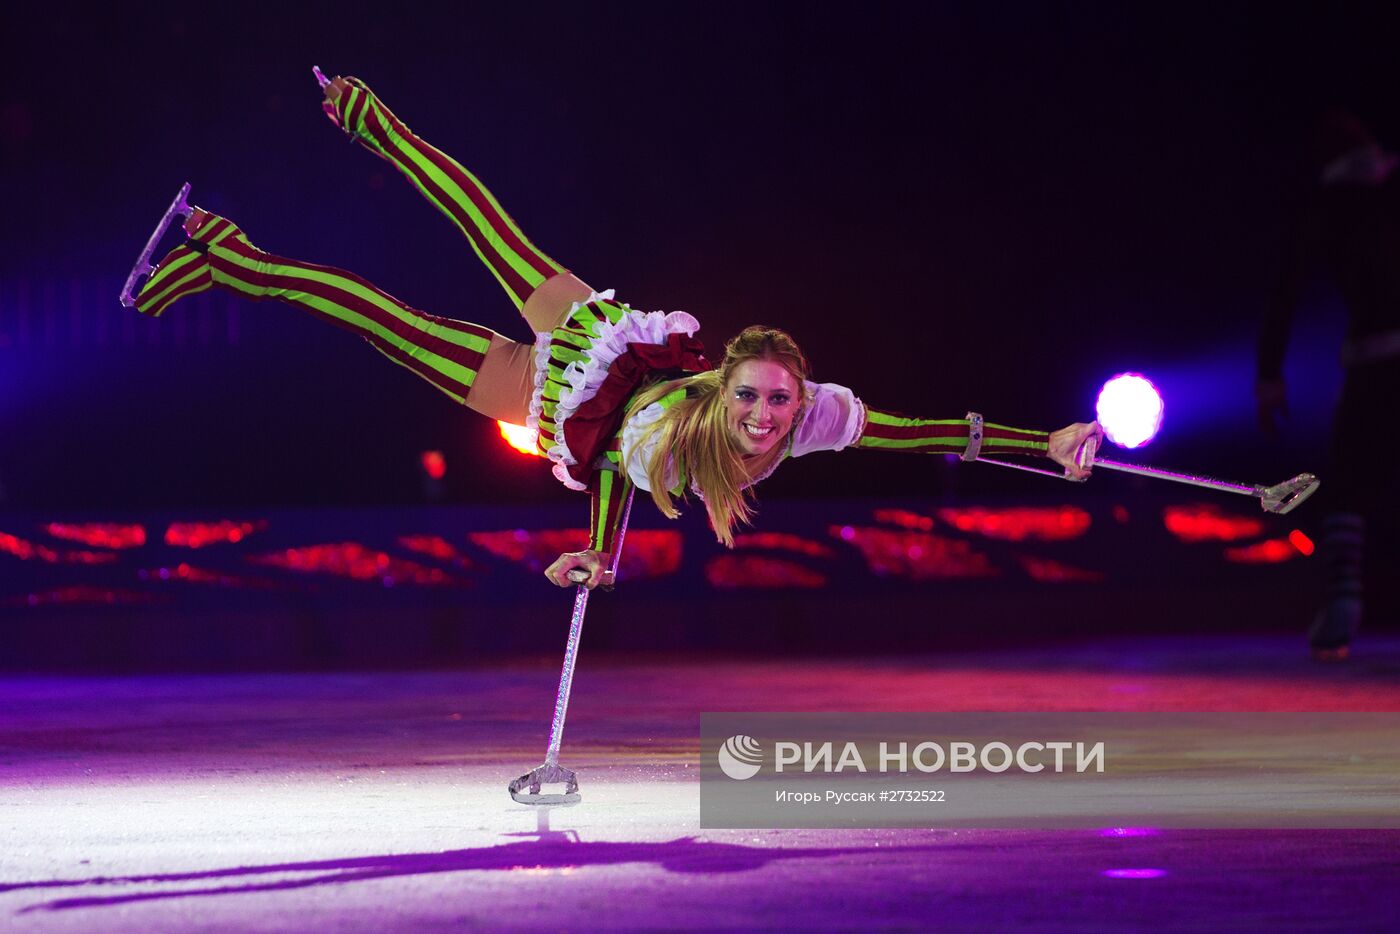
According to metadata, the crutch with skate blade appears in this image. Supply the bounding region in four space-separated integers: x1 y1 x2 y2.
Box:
962 412 1319 514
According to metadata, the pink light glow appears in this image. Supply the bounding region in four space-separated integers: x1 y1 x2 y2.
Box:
1 530 58 562
705 554 828 589
247 543 459 586
0 530 119 564
398 534 475 568
1017 555 1105 583
468 528 682 580
828 526 998 580
936 506 1091 542
1098 827 1161 838
6 586 159 607
1096 373 1163 448
420 450 447 480
165 520 268 548
137 565 284 589
1101 869 1168 879
1224 537 1299 564
58 550 119 565
873 508 935 532
43 522 146 549
732 532 834 558
1162 504 1263 543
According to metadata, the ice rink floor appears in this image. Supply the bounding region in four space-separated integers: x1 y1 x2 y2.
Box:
3 634 1399 931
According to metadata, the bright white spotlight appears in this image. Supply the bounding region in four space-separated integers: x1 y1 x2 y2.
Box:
1096 373 1163 448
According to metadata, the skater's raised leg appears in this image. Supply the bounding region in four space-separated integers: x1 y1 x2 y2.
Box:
321 75 593 329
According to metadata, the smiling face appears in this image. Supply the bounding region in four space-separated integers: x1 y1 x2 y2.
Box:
723 358 801 458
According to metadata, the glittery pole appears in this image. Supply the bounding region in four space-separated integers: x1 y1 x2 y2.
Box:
544 488 634 765
510 486 635 804
975 454 1319 515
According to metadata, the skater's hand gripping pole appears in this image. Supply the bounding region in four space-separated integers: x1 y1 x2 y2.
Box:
546 550 613 590
967 412 1319 515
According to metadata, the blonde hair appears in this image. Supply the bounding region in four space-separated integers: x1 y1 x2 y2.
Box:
624 326 810 547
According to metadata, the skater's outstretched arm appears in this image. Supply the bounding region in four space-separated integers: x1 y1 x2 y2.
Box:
857 405 1099 479
854 407 1097 478
791 384 1101 479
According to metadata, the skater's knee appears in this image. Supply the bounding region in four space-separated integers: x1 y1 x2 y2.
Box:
467 333 535 423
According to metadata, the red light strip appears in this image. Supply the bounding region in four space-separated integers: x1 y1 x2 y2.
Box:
165 520 268 548
1163 505 1263 543
43 523 146 549
935 506 1091 542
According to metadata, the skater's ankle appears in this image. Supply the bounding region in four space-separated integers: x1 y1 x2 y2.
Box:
183 209 212 237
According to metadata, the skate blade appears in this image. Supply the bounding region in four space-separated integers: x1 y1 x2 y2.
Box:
1258 473 1319 514
119 182 194 308
508 762 580 806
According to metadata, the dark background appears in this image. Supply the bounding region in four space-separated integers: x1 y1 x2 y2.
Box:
2 2 1396 511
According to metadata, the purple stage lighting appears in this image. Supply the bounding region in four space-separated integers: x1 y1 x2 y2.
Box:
1096 373 1163 448
1101 868 1169 879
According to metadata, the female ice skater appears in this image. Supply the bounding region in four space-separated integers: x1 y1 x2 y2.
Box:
129 74 1103 589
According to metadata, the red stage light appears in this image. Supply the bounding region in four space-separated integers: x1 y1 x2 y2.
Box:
706 554 828 589
165 520 268 548
732 532 834 558
1288 529 1315 556
398 534 474 567
420 450 447 480
497 421 543 456
873 508 935 531
1163 505 1263 543
934 506 1091 541
0 531 115 564
43 522 146 549
829 526 998 580
60 550 120 565
247 543 458 586
6 586 157 607
137 565 283 588
1 530 55 561
1223 538 1297 564
1016 555 1105 583
468 528 682 580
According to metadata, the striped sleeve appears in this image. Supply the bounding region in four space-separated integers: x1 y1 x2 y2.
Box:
589 467 632 554
855 406 1050 457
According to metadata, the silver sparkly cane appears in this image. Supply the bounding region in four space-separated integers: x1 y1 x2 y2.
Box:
964 412 1320 515
509 487 636 805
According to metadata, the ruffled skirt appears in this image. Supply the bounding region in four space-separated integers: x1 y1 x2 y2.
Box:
526 290 700 490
